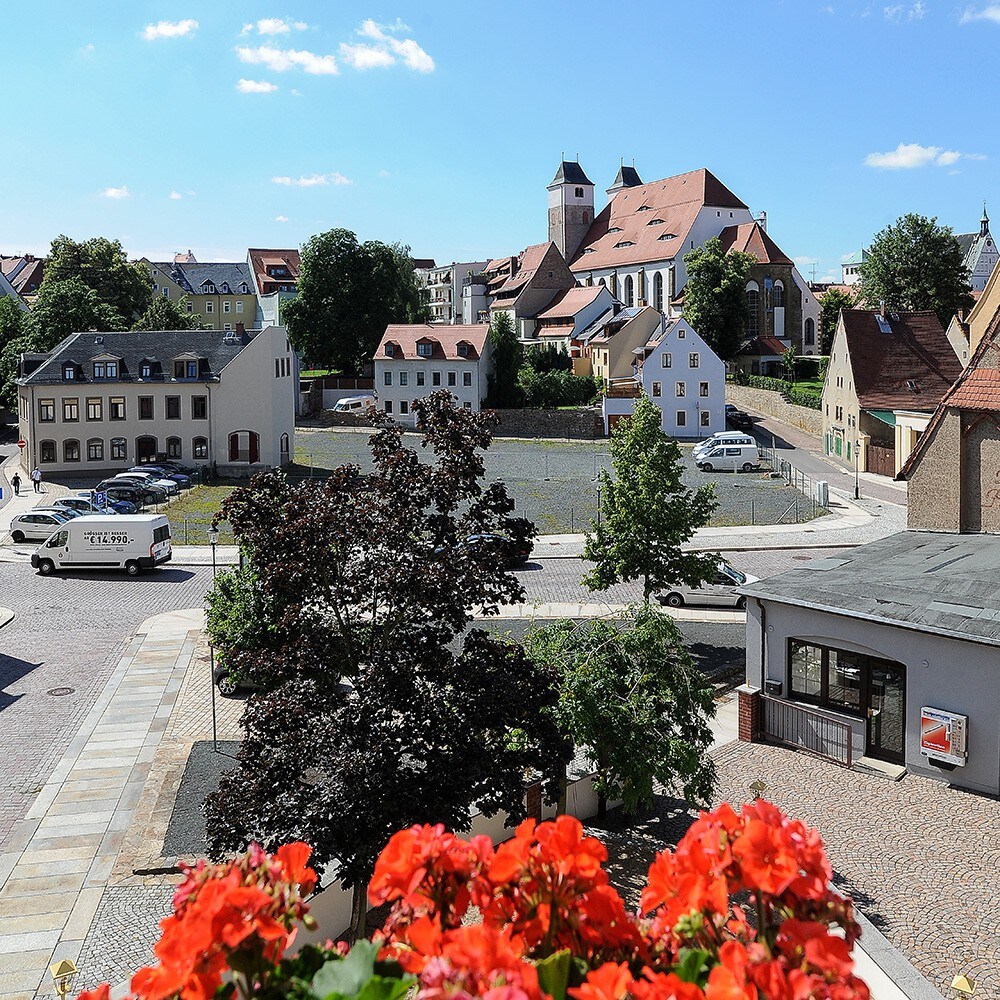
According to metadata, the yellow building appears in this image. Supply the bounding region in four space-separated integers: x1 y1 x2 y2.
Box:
143 254 258 331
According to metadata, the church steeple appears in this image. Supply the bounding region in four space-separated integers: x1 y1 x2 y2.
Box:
547 158 595 263
981 202 989 237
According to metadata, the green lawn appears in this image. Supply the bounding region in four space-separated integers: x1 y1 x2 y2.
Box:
792 378 825 393
166 486 237 544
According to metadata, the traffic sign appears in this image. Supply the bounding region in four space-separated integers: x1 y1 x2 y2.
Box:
16 439 25 450
95 490 107 509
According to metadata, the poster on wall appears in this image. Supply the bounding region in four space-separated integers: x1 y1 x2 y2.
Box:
920 707 968 766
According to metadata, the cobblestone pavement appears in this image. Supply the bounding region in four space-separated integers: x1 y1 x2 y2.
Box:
590 741 1000 998
0 563 214 850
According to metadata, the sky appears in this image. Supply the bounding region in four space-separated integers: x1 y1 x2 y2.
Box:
3 1 1000 281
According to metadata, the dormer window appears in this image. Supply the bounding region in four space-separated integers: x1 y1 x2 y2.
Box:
608 227 623 234
457 341 470 358
614 241 636 249
384 343 395 357
417 341 434 358
93 362 106 379
203 282 216 294
221 283 231 294
636 205 652 212
646 218 665 226
239 283 248 293
581 248 595 254
63 364 77 381
657 232 678 241
141 363 152 379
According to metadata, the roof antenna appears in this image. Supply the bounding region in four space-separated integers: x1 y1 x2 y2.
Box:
576 151 579 162
561 150 564 161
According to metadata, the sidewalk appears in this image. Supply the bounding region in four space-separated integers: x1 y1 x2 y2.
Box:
0 452 72 536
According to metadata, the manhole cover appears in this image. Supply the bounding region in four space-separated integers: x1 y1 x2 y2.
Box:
47 687 75 697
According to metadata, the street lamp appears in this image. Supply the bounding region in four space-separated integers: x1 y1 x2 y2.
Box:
592 476 602 528
749 778 767 801
50 960 78 1000
951 974 975 997
208 524 220 753
854 437 861 500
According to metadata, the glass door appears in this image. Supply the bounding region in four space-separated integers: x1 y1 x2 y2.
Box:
866 662 906 763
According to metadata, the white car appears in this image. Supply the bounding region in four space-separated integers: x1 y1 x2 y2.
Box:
55 497 119 515
656 562 759 609
9 509 74 543
693 432 755 458
114 471 180 495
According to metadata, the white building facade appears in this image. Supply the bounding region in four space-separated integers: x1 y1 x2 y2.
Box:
423 261 489 324
16 326 295 476
374 324 491 426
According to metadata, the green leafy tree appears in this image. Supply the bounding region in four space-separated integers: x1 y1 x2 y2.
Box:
526 607 717 817
583 394 718 602
25 275 126 344
682 237 757 360
0 296 23 350
132 294 202 331
782 346 797 383
283 228 429 373
487 311 522 407
817 287 855 354
45 234 152 322
859 213 973 327
205 393 569 939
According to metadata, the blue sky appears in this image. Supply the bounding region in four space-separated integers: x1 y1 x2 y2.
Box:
3 1 1000 280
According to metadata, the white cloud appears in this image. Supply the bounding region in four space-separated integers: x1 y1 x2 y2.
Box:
864 142 985 168
169 191 183 200
275 215 289 222
291 88 303 96
250 17 309 35
339 42 395 70
343 19 435 72
960 4 1000 23
271 172 352 187
103 185 130 199
237 78 278 93
236 44 338 75
794 255 818 265
378 169 391 177
884 1 925 19
142 19 198 40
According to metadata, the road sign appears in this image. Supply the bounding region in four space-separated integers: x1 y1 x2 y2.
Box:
95 490 107 509
16 439 25 450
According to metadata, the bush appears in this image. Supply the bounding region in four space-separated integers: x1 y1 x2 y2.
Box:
784 385 823 409
516 366 599 407
731 371 822 410
523 344 571 374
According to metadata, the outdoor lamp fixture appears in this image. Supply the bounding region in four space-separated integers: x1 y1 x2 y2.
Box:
208 525 220 547
951 974 976 997
50 960 79 1000
208 524 220 753
749 778 767 800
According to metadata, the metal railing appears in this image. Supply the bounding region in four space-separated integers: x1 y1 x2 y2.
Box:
762 696 853 766
757 445 831 511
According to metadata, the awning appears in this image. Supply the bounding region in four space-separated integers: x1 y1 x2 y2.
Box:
865 409 897 427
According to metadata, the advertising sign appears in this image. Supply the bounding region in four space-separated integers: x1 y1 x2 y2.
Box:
82 529 131 551
920 707 968 766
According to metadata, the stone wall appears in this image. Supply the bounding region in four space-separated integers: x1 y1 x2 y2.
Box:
726 383 823 437
493 407 604 440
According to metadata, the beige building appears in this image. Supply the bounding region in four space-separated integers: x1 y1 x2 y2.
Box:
143 256 258 331
822 309 963 477
16 326 295 476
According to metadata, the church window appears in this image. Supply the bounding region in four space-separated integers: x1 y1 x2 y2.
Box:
653 272 664 312
574 187 584 198
773 282 784 308
746 282 760 338
624 275 634 307
805 318 815 345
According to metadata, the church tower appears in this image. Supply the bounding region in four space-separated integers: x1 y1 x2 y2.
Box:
606 163 643 200
547 160 594 264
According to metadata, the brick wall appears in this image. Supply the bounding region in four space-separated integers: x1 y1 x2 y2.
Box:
727 383 823 436
737 685 762 743
494 407 604 440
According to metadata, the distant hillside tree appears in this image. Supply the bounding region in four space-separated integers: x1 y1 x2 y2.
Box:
859 213 973 327
44 235 152 323
132 294 202 331
682 237 757 360
283 228 429 373
817 287 855 354
487 311 522 407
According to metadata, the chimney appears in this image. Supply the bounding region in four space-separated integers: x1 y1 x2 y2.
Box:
235 321 245 336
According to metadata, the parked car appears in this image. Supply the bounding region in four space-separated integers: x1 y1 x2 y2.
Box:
696 443 761 473
97 480 158 507
656 561 760 609
30 514 172 577
114 471 179 495
55 497 119 516
725 409 755 432
106 476 171 503
9 509 73 542
694 432 756 458
129 466 192 488
333 395 377 414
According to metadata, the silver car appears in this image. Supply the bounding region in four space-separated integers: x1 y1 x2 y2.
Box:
657 562 759 609
9 509 73 543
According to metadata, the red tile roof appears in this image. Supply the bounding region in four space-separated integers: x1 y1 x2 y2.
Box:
946 368 1000 409
491 243 555 299
569 168 748 272
841 309 963 410
534 285 605 320
740 335 789 358
718 223 792 265
376 324 488 362
248 248 301 294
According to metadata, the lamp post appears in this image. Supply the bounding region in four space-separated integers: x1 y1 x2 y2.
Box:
951 974 975 997
50 960 78 1000
854 437 861 500
208 524 219 753
749 778 767 801
593 476 602 528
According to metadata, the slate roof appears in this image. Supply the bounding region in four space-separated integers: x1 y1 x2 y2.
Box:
740 530 1000 647
18 328 257 385
548 161 594 187
376 324 487 362
608 165 643 190
569 168 748 272
839 309 962 410
956 233 977 259
1 256 45 294
151 261 252 296
718 222 793 265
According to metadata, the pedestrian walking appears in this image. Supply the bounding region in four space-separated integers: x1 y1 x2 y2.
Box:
10 473 20 496
31 467 42 493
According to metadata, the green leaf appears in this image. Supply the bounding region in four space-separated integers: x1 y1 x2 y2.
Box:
310 940 382 999
535 949 572 1000
673 948 711 985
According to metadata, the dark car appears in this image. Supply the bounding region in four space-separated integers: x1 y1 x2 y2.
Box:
465 533 534 567
97 481 152 507
130 465 192 488
726 409 755 431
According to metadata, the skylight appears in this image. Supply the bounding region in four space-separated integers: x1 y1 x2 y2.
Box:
614 241 635 249
657 233 678 241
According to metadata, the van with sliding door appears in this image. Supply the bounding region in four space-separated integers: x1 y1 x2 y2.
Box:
31 515 172 576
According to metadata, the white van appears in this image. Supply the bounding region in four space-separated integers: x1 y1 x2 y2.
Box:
696 443 761 473
694 432 756 457
30 515 172 576
333 395 376 414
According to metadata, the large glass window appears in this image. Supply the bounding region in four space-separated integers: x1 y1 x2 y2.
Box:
40 440 56 462
166 437 182 459
193 437 208 459
653 272 663 312
87 397 102 421
39 399 55 422
746 287 760 338
828 650 863 711
789 640 823 700
111 437 127 460
87 438 104 462
62 398 79 422
788 639 898 716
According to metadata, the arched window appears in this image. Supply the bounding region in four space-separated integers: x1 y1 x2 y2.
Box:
110 437 127 461
193 437 209 460
610 272 618 298
624 275 634 307
228 430 260 464
166 436 182 459
746 281 760 339
653 272 664 312
40 440 56 463
773 282 784 308
64 439 81 463
87 438 104 462
136 436 157 464
804 318 815 346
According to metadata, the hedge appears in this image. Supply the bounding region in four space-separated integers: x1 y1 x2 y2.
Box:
731 371 822 410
